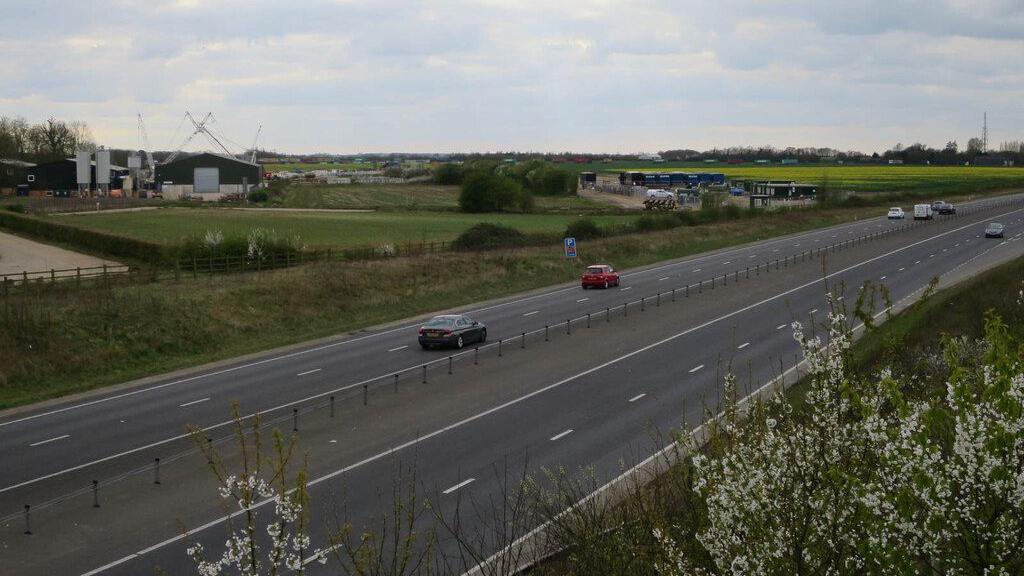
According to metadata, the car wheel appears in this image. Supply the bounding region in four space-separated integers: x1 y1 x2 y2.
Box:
480 329 487 343
603 281 609 289
456 336 464 349
420 343 429 350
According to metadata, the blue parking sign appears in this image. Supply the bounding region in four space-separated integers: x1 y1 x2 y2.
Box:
564 237 577 258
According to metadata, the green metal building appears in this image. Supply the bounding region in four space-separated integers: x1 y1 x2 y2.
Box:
155 153 261 200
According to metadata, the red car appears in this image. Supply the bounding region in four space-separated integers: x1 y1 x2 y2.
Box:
581 264 620 289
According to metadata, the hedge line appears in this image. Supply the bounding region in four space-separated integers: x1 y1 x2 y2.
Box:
0 211 165 264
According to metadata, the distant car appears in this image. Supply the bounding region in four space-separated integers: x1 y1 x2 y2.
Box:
581 264 620 289
887 207 905 219
645 189 675 200
932 201 956 215
985 223 1005 238
417 314 486 349
913 204 933 220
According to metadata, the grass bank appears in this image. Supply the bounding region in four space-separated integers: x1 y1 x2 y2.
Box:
1 205 883 409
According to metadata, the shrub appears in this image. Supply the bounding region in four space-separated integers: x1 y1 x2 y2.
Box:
459 172 531 213
565 218 604 241
247 190 269 203
4 204 25 213
634 214 680 233
0 211 164 262
433 163 464 185
722 204 741 220
451 223 527 250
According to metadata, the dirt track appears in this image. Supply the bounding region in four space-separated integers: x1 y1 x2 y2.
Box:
0 231 119 278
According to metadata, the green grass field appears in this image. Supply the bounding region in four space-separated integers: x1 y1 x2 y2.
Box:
61 208 637 248
274 183 615 213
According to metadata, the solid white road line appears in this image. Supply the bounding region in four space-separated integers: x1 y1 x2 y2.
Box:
689 364 704 373
549 429 574 441
809 309 818 315
898 268 905 271
523 310 540 316
692 268 702 272
722 261 731 265
387 345 408 352
29 434 70 447
576 298 589 303
82 206 1024 575
296 369 321 376
659 277 670 281
442 478 475 495
178 397 210 408
628 393 646 403
620 286 632 291
737 342 750 349
777 324 787 330
915 260 921 264
880 276 887 280
749 254 757 258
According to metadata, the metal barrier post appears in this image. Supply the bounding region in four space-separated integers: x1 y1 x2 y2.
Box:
394 373 399 392
154 458 161 485
606 307 610 322
657 292 661 306
363 384 368 404
545 325 549 341
24 505 31 535
92 480 100 508
448 356 453 375
422 365 427 383
566 319 571 335
587 313 591 327
521 332 526 348
330 396 335 418
641 297 645 311
498 339 503 357
292 409 298 432
474 348 478 365
624 302 628 317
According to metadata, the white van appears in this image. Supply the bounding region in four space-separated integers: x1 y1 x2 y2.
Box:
913 204 933 220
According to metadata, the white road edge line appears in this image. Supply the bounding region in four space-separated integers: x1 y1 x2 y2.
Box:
523 310 540 316
178 397 210 408
809 309 818 315
659 277 670 281
442 478 475 495
620 286 632 291
737 342 750 349
79 206 1024 575
296 369 321 377
777 324 787 330
29 434 70 447
576 298 589 303
549 429 574 441
688 364 704 373
628 393 646 403
387 345 408 352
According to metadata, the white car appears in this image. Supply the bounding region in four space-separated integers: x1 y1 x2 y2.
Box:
887 207 905 219
646 189 675 200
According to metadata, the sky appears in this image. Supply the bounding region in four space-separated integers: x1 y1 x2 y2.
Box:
1 0 1022 155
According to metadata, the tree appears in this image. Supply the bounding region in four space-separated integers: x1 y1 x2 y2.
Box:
458 171 530 213
433 163 464 185
967 137 984 153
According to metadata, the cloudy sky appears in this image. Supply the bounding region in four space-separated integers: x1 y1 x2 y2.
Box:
1 0 1022 154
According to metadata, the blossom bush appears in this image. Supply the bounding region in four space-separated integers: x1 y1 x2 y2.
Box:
656 306 1024 575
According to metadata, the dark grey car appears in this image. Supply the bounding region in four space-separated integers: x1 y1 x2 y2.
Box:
418 314 487 349
985 223 1005 238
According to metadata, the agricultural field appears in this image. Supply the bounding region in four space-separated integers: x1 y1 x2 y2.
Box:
59 207 638 249
263 161 379 173
273 183 615 213
581 163 1024 196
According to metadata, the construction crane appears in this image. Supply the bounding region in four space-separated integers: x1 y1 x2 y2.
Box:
249 124 262 164
164 112 214 164
187 112 234 158
136 113 156 172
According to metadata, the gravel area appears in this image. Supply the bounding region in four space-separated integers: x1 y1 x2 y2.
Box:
0 230 120 279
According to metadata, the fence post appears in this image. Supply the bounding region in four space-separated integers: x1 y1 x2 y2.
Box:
422 365 427 384
474 348 478 365
498 339 503 357
154 458 161 485
394 373 399 392
363 384 368 405
448 356 453 375
545 325 549 341
76 267 81 287
566 318 571 335
24 505 31 535
292 409 299 432
624 302 628 317
193 256 198 279
92 480 100 508
521 332 526 348
330 396 335 418
641 297 645 311
606 307 610 322
587 313 591 327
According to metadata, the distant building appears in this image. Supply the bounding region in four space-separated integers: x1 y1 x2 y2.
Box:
1 159 34 194
155 153 261 201
25 158 127 196
973 155 1015 167
888 159 904 165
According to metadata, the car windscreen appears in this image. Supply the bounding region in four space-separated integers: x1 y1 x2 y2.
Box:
586 267 605 274
424 317 456 328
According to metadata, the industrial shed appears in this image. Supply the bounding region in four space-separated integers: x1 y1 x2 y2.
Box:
1 159 34 194
25 159 127 196
155 153 261 201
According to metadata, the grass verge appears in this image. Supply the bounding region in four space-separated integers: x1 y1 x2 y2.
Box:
2 204 885 409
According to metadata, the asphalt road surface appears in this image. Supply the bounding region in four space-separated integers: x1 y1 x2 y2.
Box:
2 195 1023 575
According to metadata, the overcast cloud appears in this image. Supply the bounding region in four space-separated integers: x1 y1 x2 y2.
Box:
0 0 1021 154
